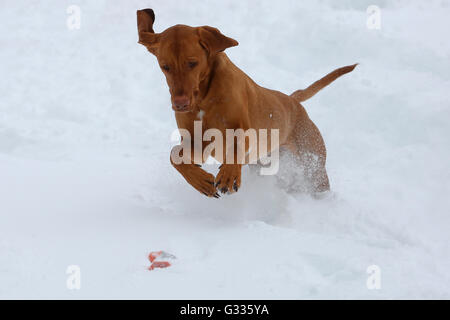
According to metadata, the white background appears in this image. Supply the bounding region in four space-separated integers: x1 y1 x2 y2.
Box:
0 0 449 298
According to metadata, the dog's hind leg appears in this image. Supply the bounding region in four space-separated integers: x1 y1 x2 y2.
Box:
301 152 330 194
284 115 330 194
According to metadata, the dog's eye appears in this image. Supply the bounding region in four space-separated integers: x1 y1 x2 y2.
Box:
188 61 198 69
161 65 170 72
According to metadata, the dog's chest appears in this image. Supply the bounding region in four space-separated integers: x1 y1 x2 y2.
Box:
196 109 205 121
195 107 231 131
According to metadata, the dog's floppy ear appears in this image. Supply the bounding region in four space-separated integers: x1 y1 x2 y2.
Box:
137 9 159 55
198 26 238 56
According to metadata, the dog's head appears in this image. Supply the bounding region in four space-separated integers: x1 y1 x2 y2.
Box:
137 9 238 113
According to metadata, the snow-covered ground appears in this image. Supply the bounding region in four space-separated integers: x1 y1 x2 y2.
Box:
1 0 449 299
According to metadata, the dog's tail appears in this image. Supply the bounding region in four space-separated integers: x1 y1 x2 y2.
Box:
290 64 358 103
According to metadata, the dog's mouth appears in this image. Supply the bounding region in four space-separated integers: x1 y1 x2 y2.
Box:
172 105 191 113
172 106 191 113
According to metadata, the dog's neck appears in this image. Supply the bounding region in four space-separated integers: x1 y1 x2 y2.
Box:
192 53 229 114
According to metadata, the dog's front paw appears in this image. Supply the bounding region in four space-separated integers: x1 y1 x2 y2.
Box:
181 165 220 198
215 164 242 194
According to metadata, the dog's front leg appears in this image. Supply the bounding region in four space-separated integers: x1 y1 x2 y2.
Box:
170 143 220 198
215 135 245 194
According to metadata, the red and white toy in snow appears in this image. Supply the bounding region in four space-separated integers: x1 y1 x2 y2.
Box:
148 251 176 271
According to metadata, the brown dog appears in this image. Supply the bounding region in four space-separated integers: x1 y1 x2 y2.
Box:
137 9 356 198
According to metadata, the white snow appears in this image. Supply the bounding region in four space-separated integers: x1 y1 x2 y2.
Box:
1 0 449 299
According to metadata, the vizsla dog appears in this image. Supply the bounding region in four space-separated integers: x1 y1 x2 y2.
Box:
137 9 356 198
